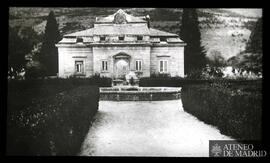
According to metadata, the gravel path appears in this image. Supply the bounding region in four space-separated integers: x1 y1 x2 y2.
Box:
80 100 232 157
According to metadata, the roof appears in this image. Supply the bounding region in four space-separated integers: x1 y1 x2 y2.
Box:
149 28 178 37
63 9 181 40
93 24 150 35
65 28 94 37
65 26 178 37
96 9 146 23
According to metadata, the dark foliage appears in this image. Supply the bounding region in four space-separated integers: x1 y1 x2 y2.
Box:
8 26 39 79
181 81 262 140
246 18 262 54
180 9 207 75
139 76 261 87
139 77 212 87
242 17 262 75
125 87 138 91
8 77 112 92
7 85 99 155
25 63 47 79
227 18 262 75
129 77 135 86
150 72 171 78
40 11 61 76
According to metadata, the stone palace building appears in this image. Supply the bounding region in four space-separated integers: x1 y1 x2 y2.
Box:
56 9 186 79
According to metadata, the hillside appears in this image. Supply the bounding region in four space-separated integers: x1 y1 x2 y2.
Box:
9 8 261 60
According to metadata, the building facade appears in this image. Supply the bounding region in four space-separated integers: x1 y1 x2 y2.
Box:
56 9 186 79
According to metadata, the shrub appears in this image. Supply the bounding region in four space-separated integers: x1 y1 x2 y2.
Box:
8 77 112 90
150 72 171 78
181 80 262 140
125 87 138 91
139 77 210 87
7 86 99 155
129 77 135 86
139 75 261 88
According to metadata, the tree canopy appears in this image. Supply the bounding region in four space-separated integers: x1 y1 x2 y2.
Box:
180 8 206 75
8 27 38 79
246 18 262 54
40 11 61 76
228 17 262 75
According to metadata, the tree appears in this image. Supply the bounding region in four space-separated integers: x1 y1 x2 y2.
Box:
8 27 32 79
208 50 226 67
246 18 262 54
244 18 262 75
25 43 47 79
232 18 262 75
180 8 206 75
40 11 61 76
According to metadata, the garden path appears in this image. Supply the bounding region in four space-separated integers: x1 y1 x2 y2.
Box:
80 100 232 157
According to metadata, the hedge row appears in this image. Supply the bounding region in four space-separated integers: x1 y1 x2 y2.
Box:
8 78 110 114
7 86 99 155
139 77 207 87
181 82 262 140
139 77 262 87
8 77 112 89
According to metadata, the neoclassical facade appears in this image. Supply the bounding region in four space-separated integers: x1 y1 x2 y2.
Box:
56 9 186 79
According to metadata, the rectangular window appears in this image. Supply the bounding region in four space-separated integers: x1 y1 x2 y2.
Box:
159 60 168 73
75 61 84 73
119 36 124 41
102 60 108 71
137 36 143 41
135 60 142 71
100 36 106 41
160 37 167 42
76 37 83 43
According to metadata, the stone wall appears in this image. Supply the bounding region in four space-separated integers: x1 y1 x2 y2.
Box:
99 87 181 101
92 46 151 78
58 46 93 78
150 45 184 77
57 44 184 78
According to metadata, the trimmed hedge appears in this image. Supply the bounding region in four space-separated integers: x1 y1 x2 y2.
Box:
8 77 112 89
181 81 262 140
7 86 99 155
7 78 110 114
139 77 207 87
139 77 262 87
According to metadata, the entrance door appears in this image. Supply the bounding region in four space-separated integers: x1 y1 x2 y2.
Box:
115 59 129 79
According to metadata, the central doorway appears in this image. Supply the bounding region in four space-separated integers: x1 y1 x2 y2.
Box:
115 59 129 79
113 52 131 79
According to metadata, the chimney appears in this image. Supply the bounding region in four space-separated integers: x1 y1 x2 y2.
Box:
145 15 150 28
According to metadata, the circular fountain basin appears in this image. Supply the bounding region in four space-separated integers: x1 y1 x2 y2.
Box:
100 86 181 101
